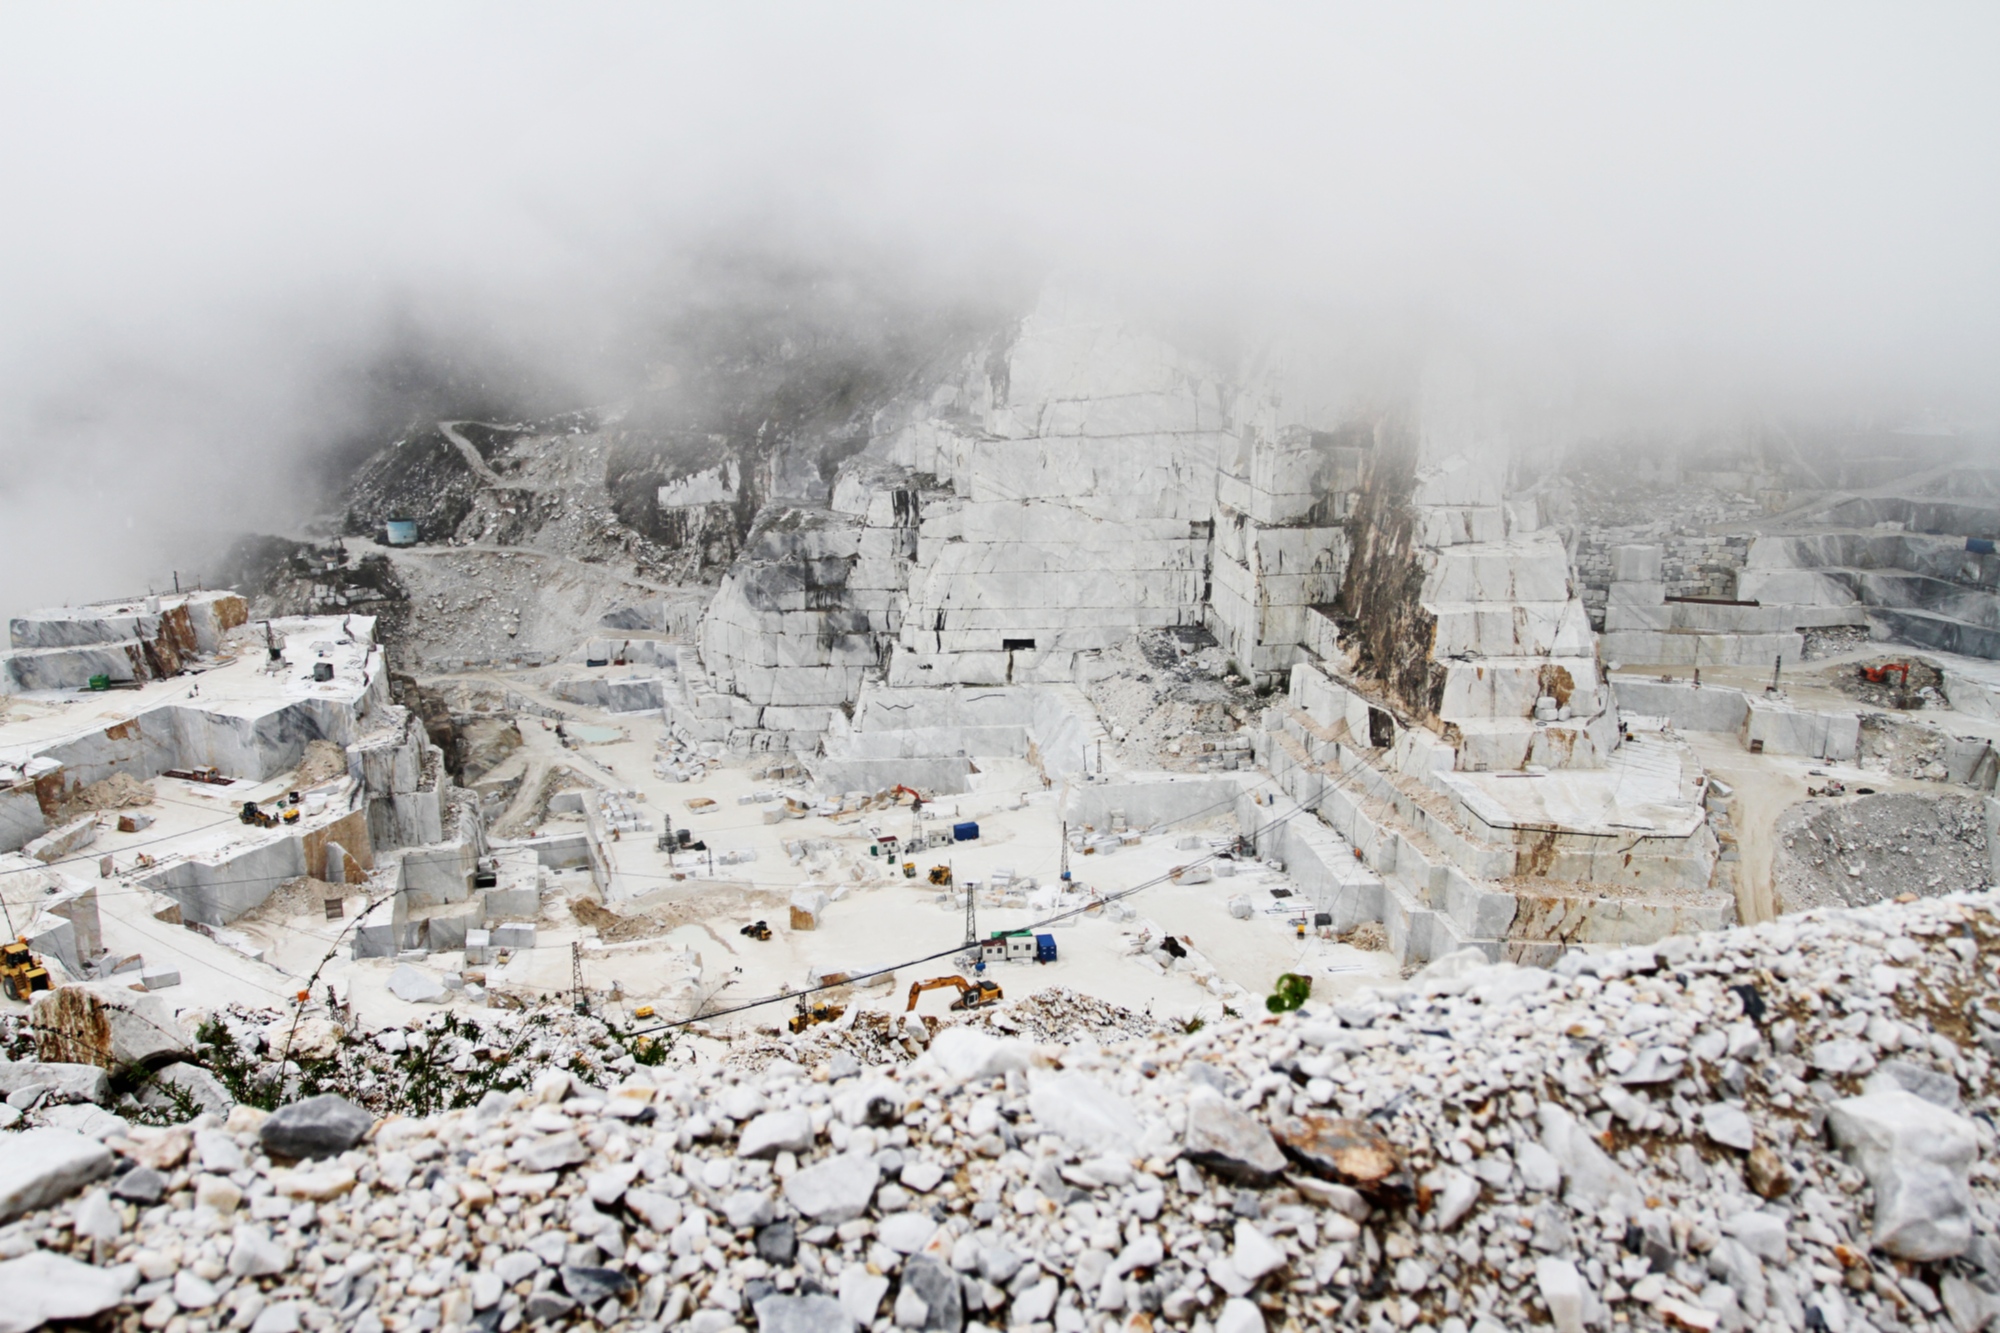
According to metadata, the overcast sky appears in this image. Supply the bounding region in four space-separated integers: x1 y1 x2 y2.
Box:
2 5 1997 607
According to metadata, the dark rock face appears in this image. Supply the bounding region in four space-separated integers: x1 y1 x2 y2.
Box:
1332 415 1443 722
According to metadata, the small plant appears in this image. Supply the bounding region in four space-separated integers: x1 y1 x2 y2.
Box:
603 1015 675 1068
1178 1015 1205 1035
1265 972 1312 1014
112 1065 202 1127
1222 1004 1241 1020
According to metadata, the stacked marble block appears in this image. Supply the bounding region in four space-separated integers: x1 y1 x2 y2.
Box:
1414 455 1616 771
1599 543 1809 667
1261 659 1728 964
1257 662 1522 964
1205 425 1355 686
1 591 245 693
353 844 542 958
883 301 1234 687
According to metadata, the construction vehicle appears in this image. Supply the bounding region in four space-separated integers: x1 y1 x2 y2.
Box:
0 939 49 1002
905 975 1003 1012
788 997 844 1033
902 861 918 878
1861 662 1911 687
239 802 276 829
928 865 953 886
739 920 772 941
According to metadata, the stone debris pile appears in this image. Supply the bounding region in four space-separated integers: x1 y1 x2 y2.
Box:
0 892 1996 1333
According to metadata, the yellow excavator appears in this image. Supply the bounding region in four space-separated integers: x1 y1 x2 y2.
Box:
0 939 50 1002
905 975 1002 1012
928 865 953 886
788 996 844 1034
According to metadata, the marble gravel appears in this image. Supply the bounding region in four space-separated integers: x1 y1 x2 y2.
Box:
7 891 2000 1333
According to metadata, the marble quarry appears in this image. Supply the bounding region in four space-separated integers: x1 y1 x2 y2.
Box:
639 291 2000 969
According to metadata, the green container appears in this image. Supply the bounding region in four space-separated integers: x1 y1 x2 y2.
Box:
87 674 110 692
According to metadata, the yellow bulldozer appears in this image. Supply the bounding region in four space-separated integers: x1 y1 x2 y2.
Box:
0 939 50 1003
927 865 953 886
905 975 1002 1012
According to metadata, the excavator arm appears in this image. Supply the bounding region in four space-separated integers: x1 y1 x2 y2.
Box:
906 976 971 1010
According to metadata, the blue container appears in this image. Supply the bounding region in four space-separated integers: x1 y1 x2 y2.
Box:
952 820 980 842
1035 934 1057 963
385 519 419 546
1969 537 1996 556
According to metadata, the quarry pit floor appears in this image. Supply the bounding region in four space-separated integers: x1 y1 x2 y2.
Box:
188 675 1403 1037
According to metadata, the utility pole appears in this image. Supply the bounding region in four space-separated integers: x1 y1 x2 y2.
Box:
571 942 587 1015
1060 820 1071 883
961 862 975 950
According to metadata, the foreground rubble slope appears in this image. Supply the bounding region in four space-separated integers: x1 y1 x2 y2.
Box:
7 892 2000 1333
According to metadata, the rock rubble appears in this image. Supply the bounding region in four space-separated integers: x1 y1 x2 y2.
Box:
0 892 1996 1333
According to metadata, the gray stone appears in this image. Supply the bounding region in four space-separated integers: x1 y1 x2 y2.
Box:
738 1108 814 1159
111 1166 166 1204
1721 1211 1788 1263
559 1266 632 1304
898 1255 964 1332
1865 1059 1961 1111
259 1094 374 1160
725 1189 776 1229
1829 1090 1979 1260
978 1247 1022 1285
0 1061 108 1104
783 1152 879 1223
0 1127 112 1222
756 1220 798 1264
0 1249 138 1332
147 1062 234 1119
523 1292 575 1323
754 1292 854 1333
1183 1091 1286 1184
